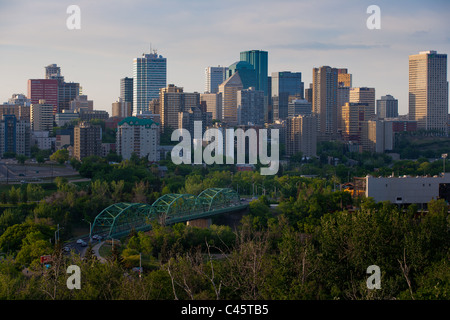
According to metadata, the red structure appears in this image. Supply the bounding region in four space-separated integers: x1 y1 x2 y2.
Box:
391 120 417 133
27 79 58 107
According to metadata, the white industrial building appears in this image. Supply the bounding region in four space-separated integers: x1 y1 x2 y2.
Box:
364 174 450 205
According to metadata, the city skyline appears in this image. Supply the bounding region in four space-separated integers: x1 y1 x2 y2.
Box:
1 0 449 115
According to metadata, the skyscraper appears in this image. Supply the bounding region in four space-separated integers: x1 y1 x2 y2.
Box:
59 82 81 113
120 77 133 112
240 50 268 95
218 72 243 126
159 84 201 132
288 99 312 118
271 71 304 121
227 61 257 89
27 79 59 111
337 68 352 87
133 51 167 115
350 87 376 108
377 95 398 119
409 50 448 133
340 102 375 143
205 66 228 94
286 114 317 157
44 64 81 112
237 87 265 126
200 93 222 120
45 64 64 83
240 50 269 121
312 66 338 135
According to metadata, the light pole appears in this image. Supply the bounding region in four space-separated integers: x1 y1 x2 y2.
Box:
83 219 92 242
139 253 142 278
54 224 63 244
443 154 448 175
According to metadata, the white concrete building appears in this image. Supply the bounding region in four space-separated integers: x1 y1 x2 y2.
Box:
116 116 160 162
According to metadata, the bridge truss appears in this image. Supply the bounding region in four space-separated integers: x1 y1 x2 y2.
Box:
90 188 245 239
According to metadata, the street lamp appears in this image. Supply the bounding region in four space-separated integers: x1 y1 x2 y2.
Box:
54 224 63 244
83 219 92 242
442 154 448 174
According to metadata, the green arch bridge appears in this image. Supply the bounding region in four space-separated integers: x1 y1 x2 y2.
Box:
90 188 248 239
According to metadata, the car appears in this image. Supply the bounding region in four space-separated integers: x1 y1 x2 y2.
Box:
63 246 71 252
92 235 103 241
76 239 84 244
80 241 88 247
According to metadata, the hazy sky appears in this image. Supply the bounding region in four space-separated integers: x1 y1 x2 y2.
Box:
1 0 449 115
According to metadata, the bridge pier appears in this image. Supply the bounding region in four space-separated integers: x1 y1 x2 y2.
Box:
186 218 212 228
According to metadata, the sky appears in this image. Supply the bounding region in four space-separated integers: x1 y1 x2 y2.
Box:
0 0 449 115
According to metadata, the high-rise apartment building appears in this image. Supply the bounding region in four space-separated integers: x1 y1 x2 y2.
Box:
133 51 167 115
120 77 133 112
0 115 31 157
377 95 398 119
218 72 243 126
116 116 160 162
205 66 228 94
30 100 54 131
73 122 102 160
271 71 304 121
409 50 448 133
312 66 338 135
237 87 265 126
286 115 317 157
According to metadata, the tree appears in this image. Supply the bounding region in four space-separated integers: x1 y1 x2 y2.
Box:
16 154 27 165
8 186 20 205
50 149 69 165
